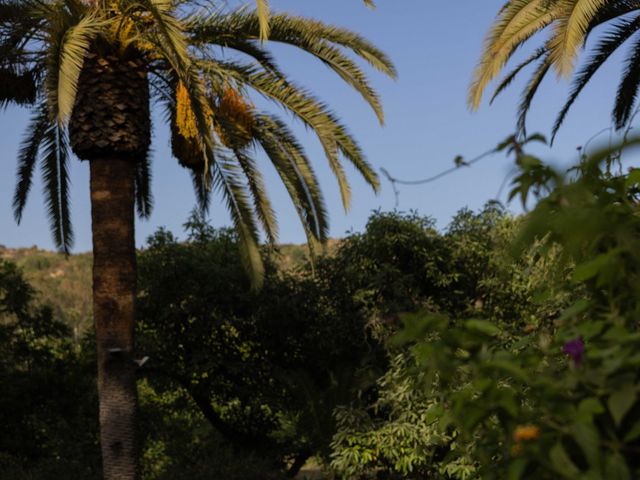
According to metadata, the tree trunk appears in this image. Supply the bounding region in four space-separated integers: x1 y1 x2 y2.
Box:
90 157 138 480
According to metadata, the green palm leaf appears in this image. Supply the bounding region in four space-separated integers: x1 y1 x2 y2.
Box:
3 0 390 285
552 14 640 142
517 51 552 136
613 34 640 128
13 103 49 223
547 0 609 77
40 120 73 253
55 12 103 122
490 47 548 104
135 149 153 218
213 156 264 289
469 0 556 110
253 113 329 244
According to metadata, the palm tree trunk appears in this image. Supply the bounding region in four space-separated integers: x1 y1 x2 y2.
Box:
90 157 138 480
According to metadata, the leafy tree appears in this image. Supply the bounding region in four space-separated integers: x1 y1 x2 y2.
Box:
391 141 640 479
329 204 571 479
0 260 100 479
135 215 384 478
1 1 394 476
469 1 640 139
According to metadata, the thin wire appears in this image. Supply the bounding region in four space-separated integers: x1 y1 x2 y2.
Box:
380 148 498 207
581 127 612 159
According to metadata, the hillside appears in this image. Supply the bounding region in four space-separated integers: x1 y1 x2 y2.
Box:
0 241 330 335
0 246 93 338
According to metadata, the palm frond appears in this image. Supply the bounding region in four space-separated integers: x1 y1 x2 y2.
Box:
213 156 264 289
517 51 552 136
613 33 640 128
135 149 153 218
188 9 396 77
193 34 281 73
255 0 269 41
40 120 73 253
136 0 190 71
13 102 49 223
250 0 376 42
253 113 328 244
190 169 212 213
55 11 103 122
548 0 609 77
200 60 379 209
490 46 548 104
231 148 278 244
0 68 37 107
258 12 396 78
469 0 556 110
552 14 640 142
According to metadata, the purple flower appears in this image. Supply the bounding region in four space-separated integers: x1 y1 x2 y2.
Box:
563 337 585 366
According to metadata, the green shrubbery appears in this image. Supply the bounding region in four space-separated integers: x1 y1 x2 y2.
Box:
333 142 640 479
134 213 387 478
0 261 100 479
329 203 565 479
4 142 640 479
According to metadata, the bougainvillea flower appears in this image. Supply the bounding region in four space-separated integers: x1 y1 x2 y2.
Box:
563 337 585 366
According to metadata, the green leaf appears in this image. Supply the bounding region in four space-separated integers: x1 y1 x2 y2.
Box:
465 319 502 336
524 132 548 145
577 398 605 422
576 320 605 340
549 442 580 478
393 312 448 345
518 154 543 169
423 404 444 424
483 359 528 382
608 385 636 427
624 168 640 187
571 422 600 468
508 458 528 480
558 299 590 322
584 471 604 480
496 135 516 152
572 254 612 282
623 421 640 442
604 453 631 480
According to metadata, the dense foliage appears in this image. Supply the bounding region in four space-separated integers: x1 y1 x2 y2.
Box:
329 202 570 479
337 142 640 480
0 260 100 479
135 215 385 478
5 139 640 479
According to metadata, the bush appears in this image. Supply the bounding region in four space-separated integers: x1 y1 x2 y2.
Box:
136 214 384 478
391 142 640 479
0 260 100 479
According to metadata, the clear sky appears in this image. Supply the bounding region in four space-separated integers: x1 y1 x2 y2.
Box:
0 1 629 252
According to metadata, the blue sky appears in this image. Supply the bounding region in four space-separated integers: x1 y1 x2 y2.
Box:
0 1 630 252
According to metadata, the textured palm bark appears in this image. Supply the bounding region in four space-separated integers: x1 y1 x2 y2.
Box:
70 47 150 480
70 52 150 162
90 158 138 480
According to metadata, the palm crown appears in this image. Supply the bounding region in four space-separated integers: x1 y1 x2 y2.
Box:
1 0 395 282
469 0 640 141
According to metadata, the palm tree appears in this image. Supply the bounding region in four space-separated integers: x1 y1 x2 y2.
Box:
0 1 395 478
468 0 640 141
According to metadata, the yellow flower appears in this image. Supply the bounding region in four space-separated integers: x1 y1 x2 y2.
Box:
175 82 213 141
513 425 540 442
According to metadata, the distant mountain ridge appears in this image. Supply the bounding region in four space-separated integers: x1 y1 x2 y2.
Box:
0 245 93 338
0 242 328 335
